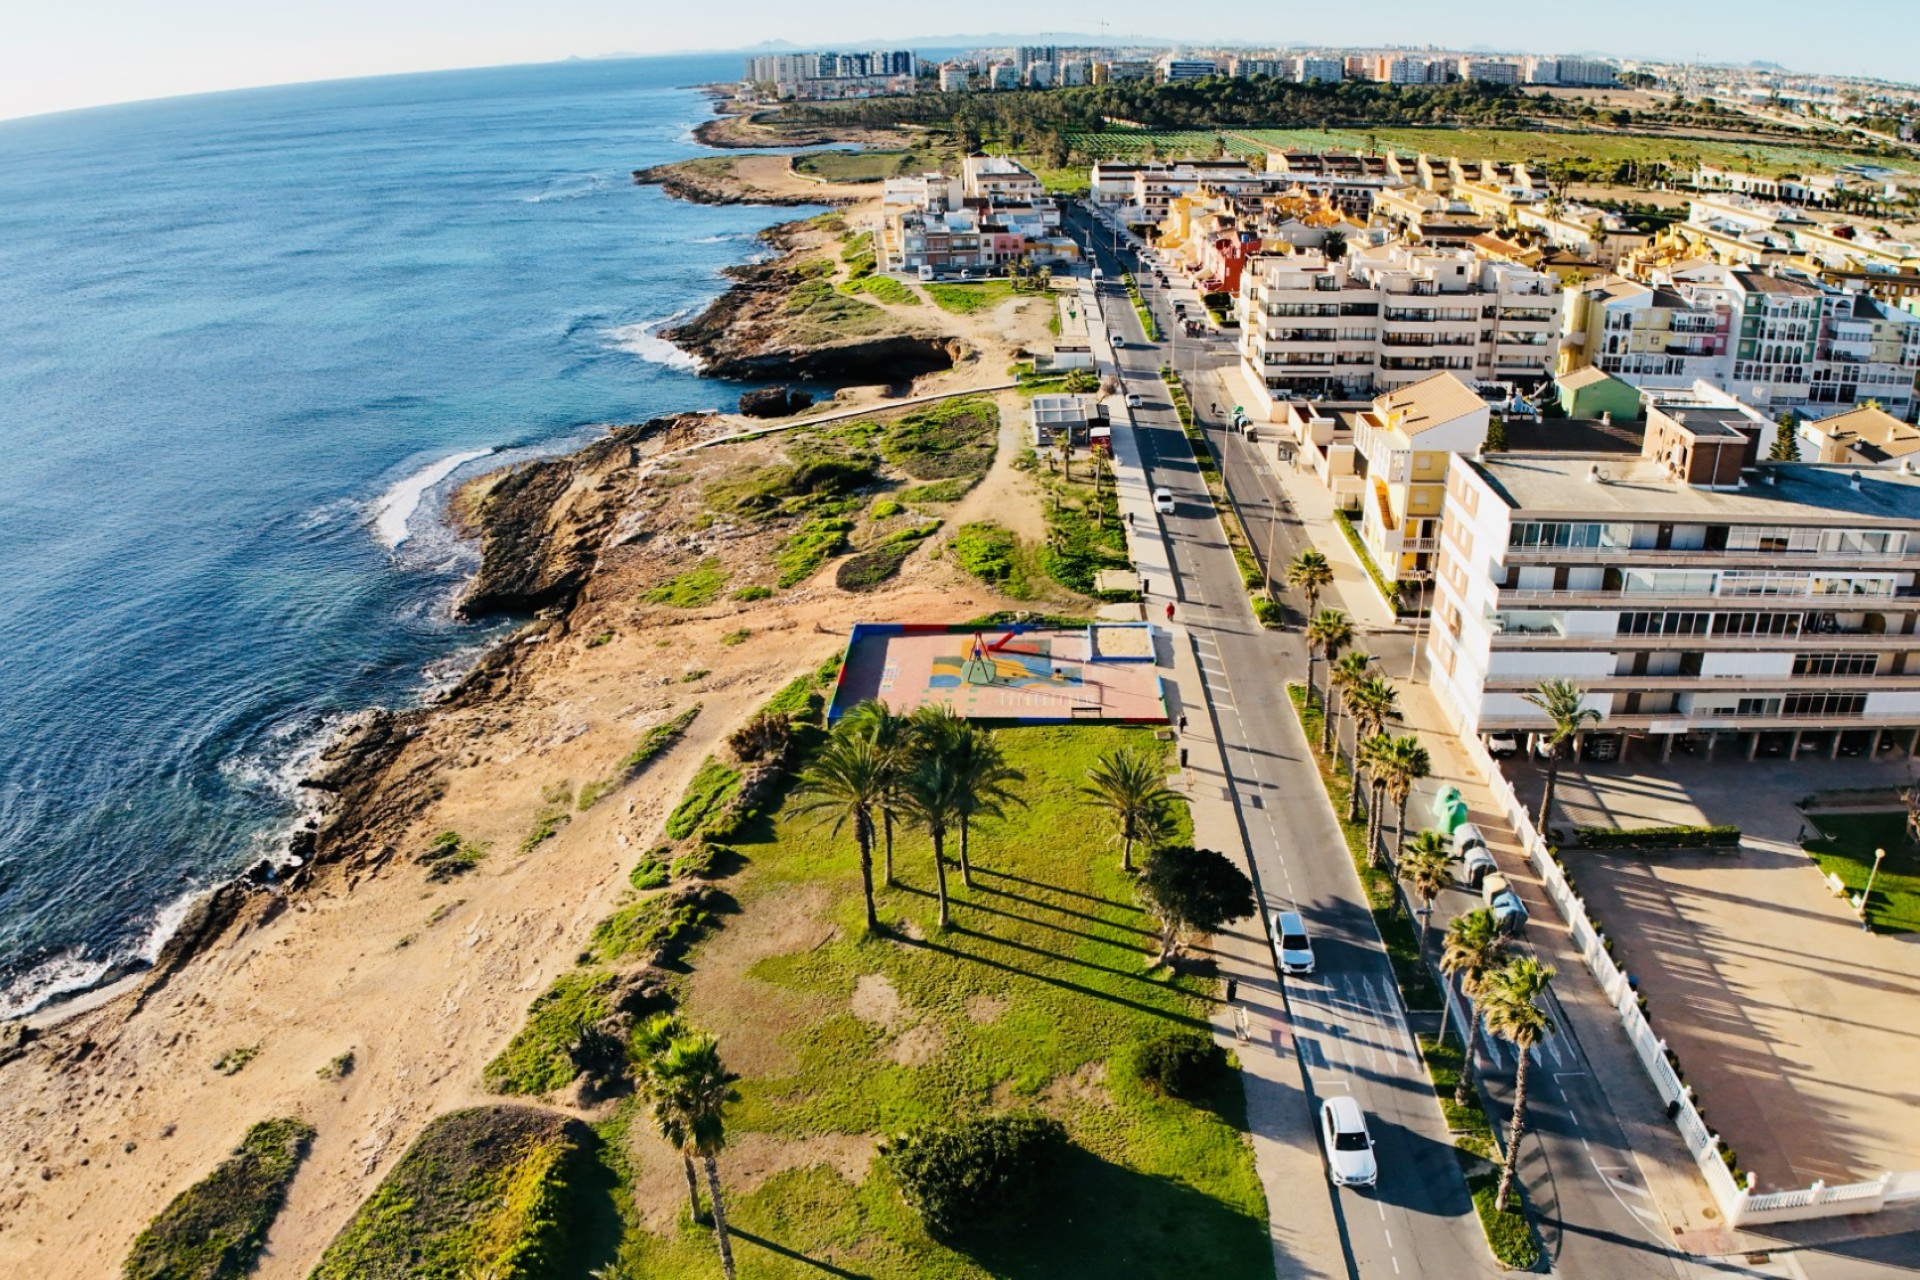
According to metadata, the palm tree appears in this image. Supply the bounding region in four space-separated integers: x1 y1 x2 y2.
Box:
1524 679 1601 833
1481 957 1557 1213
1343 676 1401 821
1304 608 1354 713
1373 735 1431 870
1398 830 1453 960
793 730 887 932
1327 650 1373 758
900 739 965 930
1357 733 1395 861
843 699 911 886
1081 747 1178 873
647 1030 742 1279
1440 909 1509 1108
632 1014 703 1225
935 715 1025 889
1286 547 1333 615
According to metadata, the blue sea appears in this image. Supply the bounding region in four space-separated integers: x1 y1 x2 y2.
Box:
0 54 819 1016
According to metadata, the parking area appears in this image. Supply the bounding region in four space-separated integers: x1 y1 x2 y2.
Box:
1506 754 1920 1190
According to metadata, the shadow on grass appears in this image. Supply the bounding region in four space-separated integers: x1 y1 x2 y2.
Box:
898 930 1211 1030
732 1227 875 1278
975 865 1137 909
948 1142 1272 1279
974 880 1160 937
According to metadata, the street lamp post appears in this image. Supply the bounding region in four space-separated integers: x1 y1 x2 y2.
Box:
1861 846 1888 931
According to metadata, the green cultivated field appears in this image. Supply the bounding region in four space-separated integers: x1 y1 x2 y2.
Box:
1058 130 1268 162
1232 127 1887 177
608 724 1271 1280
793 149 935 183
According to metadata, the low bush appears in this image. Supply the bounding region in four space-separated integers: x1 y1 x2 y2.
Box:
1466 1167 1541 1271
122 1118 314 1280
419 830 485 881
628 847 672 891
901 477 976 504
619 705 700 774
837 544 912 592
1576 824 1740 849
870 498 903 519
664 758 743 840
881 1112 1068 1239
669 843 723 880
879 398 999 481
310 1107 592 1280
762 675 823 722
728 710 793 764
843 274 919 305
641 558 729 608
588 890 714 966
1132 1030 1229 1101
732 584 774 602
952 521 1019 584
484 970 619 1095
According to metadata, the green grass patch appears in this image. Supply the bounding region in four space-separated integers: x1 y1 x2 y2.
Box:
1038 463 1131 596
1121 273 1161 341
484 969 621 1095
1287 686 1440 1009
1466 1167 1542 1271
598 724 1267 1279
619 705 701 775
1806 811 1920 934
952 521 1036 598
312 1106 600 1279
211 1045 258 1077
783 279 893 344
721 628 752 646
732 584 774 601
705 455 877 521
837 522 941 593
924 281 1017 314
880 397 1000 481
843 274 921 305
664 757 744 840
520 807 570 855
796 148 922 183
588 890 716 966
902 477 978 505
1416 1034 1495 1143
775 515 855 586
122 1118 314 1280
642 557 730 608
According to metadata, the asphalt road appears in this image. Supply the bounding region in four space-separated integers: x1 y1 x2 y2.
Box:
1068 201 1920 1280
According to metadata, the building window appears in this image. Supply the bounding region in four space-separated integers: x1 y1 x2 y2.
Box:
1792 652 1879 677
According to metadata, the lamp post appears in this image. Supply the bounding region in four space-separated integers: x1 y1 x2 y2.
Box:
1861 846 1888 931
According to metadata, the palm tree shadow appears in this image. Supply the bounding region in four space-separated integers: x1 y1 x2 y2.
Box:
949 1143 1274 1279
976 865 1135 909
731 1227 874 1278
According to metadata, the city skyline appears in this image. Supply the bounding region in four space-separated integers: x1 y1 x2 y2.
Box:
3 0 1916 123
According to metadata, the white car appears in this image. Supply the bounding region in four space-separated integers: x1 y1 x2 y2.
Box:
1320 1096 1379 1187
1111 334 1126 348
1125 393 1144 408
1485 732 1519 759
1152 487 1176 514
1272 910 1314 976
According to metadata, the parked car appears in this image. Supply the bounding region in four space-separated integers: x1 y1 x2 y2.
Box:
1125 393 1144 408
1271 910 1315 976
1530 733 1558 760
1484 732 1519 758
1320 1096 1379 1187
1153 487 1176 514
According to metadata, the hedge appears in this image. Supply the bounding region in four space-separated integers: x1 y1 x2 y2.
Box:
1576 825 1740 849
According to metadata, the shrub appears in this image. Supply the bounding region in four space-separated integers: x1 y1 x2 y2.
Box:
881 1112 1068 1238
419 831 485 881
721 627 751 646
728 710 794 764
776 515 854 586
669 843 723 880
902 478 976 504
837 545 912 592
641 558 729 608
1132 1030 1229 1101
628 847 671 890
122 1118 314 1280
619 705 700 773
762 676 823 722
1575 824 1740 849
588 890 714 965
870 498 904 519
879 398 998 480
732 585 774 602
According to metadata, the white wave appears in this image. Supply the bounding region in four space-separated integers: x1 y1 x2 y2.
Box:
372 449 494 549
2 890 202 1022
521 171 612 203
605 311 699 371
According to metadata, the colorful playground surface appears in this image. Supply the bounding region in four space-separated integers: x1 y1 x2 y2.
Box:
828 623 1169 724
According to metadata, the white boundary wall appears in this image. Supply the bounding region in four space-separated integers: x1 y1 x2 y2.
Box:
1460 732 1920 1227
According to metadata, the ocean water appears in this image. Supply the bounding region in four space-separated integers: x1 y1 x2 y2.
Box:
0 54 820 1016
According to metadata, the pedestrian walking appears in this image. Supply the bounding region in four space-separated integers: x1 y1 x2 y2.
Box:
1179 714 1188 732
1165 600 1175 622
1225 978 1239 1003
1141 576 1150 595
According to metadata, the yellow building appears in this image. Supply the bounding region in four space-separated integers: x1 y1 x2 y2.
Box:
1352 372 1491 582
1798 403 1920 465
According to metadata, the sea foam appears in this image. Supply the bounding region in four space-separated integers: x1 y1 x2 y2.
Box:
372 449 494 549
606 311 699 370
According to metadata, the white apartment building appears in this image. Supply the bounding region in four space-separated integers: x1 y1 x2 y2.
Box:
1237 244 1560 404
989 63 1020 90
1297 56 1345 83
938 64 970 92
1232 57 1291 80
962 154 1045 203
1160 57 1220 82
1460 58 1522 84
1428 411 1920 762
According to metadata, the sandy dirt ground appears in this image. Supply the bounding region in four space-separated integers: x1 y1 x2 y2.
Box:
0 177 1069 1275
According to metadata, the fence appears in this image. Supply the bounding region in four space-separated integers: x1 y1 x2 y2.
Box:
1463 734 1914 1228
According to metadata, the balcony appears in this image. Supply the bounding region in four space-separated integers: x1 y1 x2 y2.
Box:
1500 545 1920 567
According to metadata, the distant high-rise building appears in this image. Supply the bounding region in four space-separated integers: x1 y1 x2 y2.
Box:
1231 57 1290 80
1058 59 1090 87
743 49 918 98
1555 58 1618 87
1026 62 1055 88
1297 56 1344 84
1460 58 1521 85
1159 56 1219 83
1094 60 1156 84
989 62 1021 90
938 63 970 93
1016 46 1058 76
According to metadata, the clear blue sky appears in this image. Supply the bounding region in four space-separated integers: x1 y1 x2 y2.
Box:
4 0 1914 121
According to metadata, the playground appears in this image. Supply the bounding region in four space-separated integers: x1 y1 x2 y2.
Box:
828 622 1168 724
